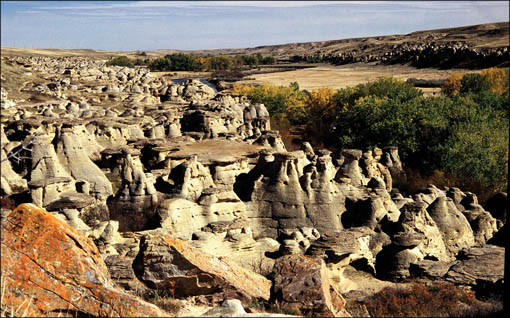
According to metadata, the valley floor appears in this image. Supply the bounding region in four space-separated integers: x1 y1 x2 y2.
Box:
236 62 482 95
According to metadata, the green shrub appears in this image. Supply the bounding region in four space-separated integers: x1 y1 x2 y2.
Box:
135 58 150 66
163 53 201 71
460 73 491 94
148 57 171 71
106 56 135 67
147 53 276 72
231 77 507 199
209 56 233 71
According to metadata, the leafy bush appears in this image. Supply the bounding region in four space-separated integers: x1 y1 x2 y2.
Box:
240 55 259 67
210 56 233 71
441 72 463 96
148 54 201 71
148 57 171 71
443 68 509 96
363 282 502 317
106 56 135 67
304 87 336 146
481 67 510 94
135 58 150 66
231 76 507 200
164 53 201 71
460 73 491 94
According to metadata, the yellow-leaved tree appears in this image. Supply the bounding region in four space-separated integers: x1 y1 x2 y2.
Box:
481 67 510 95
196 56 211 71
304 87 336 146
441 72 464 96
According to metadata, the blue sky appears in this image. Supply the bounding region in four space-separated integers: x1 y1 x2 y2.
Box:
1 1 508 51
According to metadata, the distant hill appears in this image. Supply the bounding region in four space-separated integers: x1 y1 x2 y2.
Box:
159 22 509 57
2 22 508 68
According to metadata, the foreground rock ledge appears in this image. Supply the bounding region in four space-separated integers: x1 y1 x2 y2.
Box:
0 203 167 317
138 234 272 304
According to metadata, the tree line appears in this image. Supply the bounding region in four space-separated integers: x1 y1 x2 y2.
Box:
105 53 276 71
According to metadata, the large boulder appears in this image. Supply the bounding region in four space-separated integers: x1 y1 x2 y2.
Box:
137 234 271 304
0 204 166 317
307 227 390 275
271 254 348 317
445 245 504 286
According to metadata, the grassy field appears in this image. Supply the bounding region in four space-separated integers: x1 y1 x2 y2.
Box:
235 62 482 95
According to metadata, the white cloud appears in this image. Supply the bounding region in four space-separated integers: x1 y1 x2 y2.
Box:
28 0 507 15
39 1 341 10
15 10 42 14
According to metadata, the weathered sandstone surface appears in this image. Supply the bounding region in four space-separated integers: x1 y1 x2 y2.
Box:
1 204 167 317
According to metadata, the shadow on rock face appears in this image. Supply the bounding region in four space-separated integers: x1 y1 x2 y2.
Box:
107 195 161 232
233 172 255 202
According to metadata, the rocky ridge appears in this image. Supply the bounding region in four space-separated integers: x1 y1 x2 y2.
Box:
157 22 510 69
1 54 505 316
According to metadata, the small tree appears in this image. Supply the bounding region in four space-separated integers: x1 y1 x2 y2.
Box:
441 72 464 96
481 67 510 95
210 56 234 70
164 53 200 71
106 56 135 67
148 57 171 71
460 73 491 94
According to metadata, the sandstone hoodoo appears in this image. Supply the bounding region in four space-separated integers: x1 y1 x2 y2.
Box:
1 28 506 315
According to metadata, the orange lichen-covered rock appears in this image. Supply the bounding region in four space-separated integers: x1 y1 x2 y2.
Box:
138 234 271 304
0 203 167 317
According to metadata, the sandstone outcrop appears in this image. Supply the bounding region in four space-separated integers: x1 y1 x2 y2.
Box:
445 245 504 286
271 254 348 317
137 234 271 304
1 86 16 109
1 148 28 195
293 39 509 69
0 204 167 317
307 227 390 275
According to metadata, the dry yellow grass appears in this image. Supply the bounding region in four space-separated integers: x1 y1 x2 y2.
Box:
236 62 483 95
